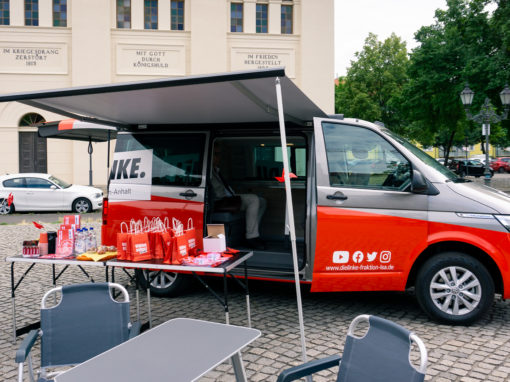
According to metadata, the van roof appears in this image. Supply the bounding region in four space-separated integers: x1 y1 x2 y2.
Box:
0 68 327 128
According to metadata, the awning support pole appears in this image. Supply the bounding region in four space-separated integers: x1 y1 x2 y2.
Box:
88 137 93 186
275 77 310 379
107 130 111 191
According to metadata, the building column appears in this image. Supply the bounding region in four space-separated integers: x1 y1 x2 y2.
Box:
190 0 227 74
268 0 281 35
10 0 24 26
244 0 256 34
132 0 144 30
39 0 52 27
159 0 170 30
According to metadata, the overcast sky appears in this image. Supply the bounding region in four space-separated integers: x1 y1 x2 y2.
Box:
334 0 447 77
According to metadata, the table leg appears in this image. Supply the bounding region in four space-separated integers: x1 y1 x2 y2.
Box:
244 261 251 328
145 270 152 328
11 262 16 343
52 265 57 305
223 271 229 325
231 352 247 382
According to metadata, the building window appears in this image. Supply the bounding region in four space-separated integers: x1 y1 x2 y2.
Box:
144 0 158 30
25 0 38 26
0 0 9 25
256 3 267 33
281 4 293 34
53 0 66 27
230 3 243 33
171 0 184 30
117 0 131 28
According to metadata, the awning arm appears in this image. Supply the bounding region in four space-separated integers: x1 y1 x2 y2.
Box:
275 77 310 375
23 100 130 130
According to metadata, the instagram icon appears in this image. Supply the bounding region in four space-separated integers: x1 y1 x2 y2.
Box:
380 251 391 263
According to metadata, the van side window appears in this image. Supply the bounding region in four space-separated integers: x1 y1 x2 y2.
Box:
322 123 411 191
218 137 306 181
115 133 206 187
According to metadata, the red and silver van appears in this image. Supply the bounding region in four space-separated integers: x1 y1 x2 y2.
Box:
3 69 510 325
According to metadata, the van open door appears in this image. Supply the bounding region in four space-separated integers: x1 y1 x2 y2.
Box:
312 117 428 292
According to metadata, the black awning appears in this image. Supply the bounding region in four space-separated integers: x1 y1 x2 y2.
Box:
0 68 326 127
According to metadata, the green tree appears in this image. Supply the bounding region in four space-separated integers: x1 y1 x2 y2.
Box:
335 33 409 133
403 0 509 163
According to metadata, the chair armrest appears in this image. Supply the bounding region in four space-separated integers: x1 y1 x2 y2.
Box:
15 330 40 363
276 354 342 382
129 321 141 339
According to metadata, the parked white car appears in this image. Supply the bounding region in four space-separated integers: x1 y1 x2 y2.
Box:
0 173 103 214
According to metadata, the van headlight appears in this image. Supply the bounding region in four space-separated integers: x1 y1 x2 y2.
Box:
495 215 510 231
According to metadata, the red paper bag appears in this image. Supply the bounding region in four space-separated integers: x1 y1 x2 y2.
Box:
162 231 173 264
184 218 196 255
151 232 165 260
116 222 129 261
172 234 188 265
129 232 152 262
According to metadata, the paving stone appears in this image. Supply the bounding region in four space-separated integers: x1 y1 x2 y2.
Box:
2 223 510 381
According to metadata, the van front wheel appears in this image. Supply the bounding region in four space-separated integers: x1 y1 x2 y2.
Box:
416 253 494 325
135 269 191 297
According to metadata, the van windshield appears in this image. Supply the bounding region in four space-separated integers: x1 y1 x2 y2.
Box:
383 129 460 181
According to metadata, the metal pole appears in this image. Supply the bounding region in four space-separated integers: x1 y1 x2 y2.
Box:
88 138 93 186
275 77 310 378
484 123 491 185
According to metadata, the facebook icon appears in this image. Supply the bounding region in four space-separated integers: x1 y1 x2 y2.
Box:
352 251 364 263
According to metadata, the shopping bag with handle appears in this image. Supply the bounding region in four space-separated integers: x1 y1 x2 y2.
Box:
184 218 197 256
128 220 152 262
171 218 188 265
116 222 130 261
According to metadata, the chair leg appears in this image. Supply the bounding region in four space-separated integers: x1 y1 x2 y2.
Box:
27 354 35 382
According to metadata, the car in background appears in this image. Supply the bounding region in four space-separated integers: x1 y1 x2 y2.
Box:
0 173 103 215
469 154 494 165
449 159 494 178
490 157 510 173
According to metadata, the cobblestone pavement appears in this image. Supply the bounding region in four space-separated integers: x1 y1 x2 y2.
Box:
1 223 510 381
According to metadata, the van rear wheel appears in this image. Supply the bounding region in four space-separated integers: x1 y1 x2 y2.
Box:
135 269 191 297
416 252 494 325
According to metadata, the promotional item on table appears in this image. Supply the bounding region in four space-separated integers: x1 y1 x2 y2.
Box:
20 214 235 267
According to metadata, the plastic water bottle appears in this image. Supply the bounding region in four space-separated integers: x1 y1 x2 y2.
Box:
88 227 97 250
74 229 86 254
82 228 90 251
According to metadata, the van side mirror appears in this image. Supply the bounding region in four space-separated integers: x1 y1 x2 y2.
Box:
411 170 428 194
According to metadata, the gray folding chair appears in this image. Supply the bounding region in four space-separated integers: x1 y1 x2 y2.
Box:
277 315 428 382
15 282 141 382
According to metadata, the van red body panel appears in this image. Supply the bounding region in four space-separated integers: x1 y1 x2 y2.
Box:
101 195 204 247
311 206 510 296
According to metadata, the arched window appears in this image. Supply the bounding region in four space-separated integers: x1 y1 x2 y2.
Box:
19 113 47 173
19 113 45 126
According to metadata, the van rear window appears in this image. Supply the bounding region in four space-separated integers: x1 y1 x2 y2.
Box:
115 133 206 187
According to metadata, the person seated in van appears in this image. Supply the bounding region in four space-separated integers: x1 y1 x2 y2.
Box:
348 146 372 186
211 147 267 250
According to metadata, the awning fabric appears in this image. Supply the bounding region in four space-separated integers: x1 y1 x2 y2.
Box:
38 119 117 142
0 68 326 127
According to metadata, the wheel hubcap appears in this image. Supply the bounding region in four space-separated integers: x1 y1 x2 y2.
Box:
76 200 89 213
430 266 482 315
0 202 9 214
149 271 176 289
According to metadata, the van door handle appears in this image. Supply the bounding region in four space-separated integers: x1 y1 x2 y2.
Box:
327 192 348 201
179 190 197 198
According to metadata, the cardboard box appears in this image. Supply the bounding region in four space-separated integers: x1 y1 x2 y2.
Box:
203 224 226 253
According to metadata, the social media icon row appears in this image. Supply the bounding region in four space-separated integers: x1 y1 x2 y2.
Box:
332 250 391 264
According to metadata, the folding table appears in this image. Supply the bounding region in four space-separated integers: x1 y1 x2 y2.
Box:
6 255 108 342
106 251 253 328
54 318 261 382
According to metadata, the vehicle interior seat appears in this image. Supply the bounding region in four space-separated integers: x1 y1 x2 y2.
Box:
208 189 245 247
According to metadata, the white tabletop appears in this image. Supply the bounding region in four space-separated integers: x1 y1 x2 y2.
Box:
6 255 106 267
54 318 261 382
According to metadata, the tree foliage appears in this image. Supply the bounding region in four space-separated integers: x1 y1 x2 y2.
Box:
335 33 409 133
335 0 510 162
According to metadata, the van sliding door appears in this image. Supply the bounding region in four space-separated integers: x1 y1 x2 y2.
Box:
312 118 427 292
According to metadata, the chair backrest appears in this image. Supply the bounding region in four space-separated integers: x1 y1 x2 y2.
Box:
337 315 427 382
40 283 131 368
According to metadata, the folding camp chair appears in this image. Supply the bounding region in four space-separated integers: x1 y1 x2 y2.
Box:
15 282 141 382
277 314 428 382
